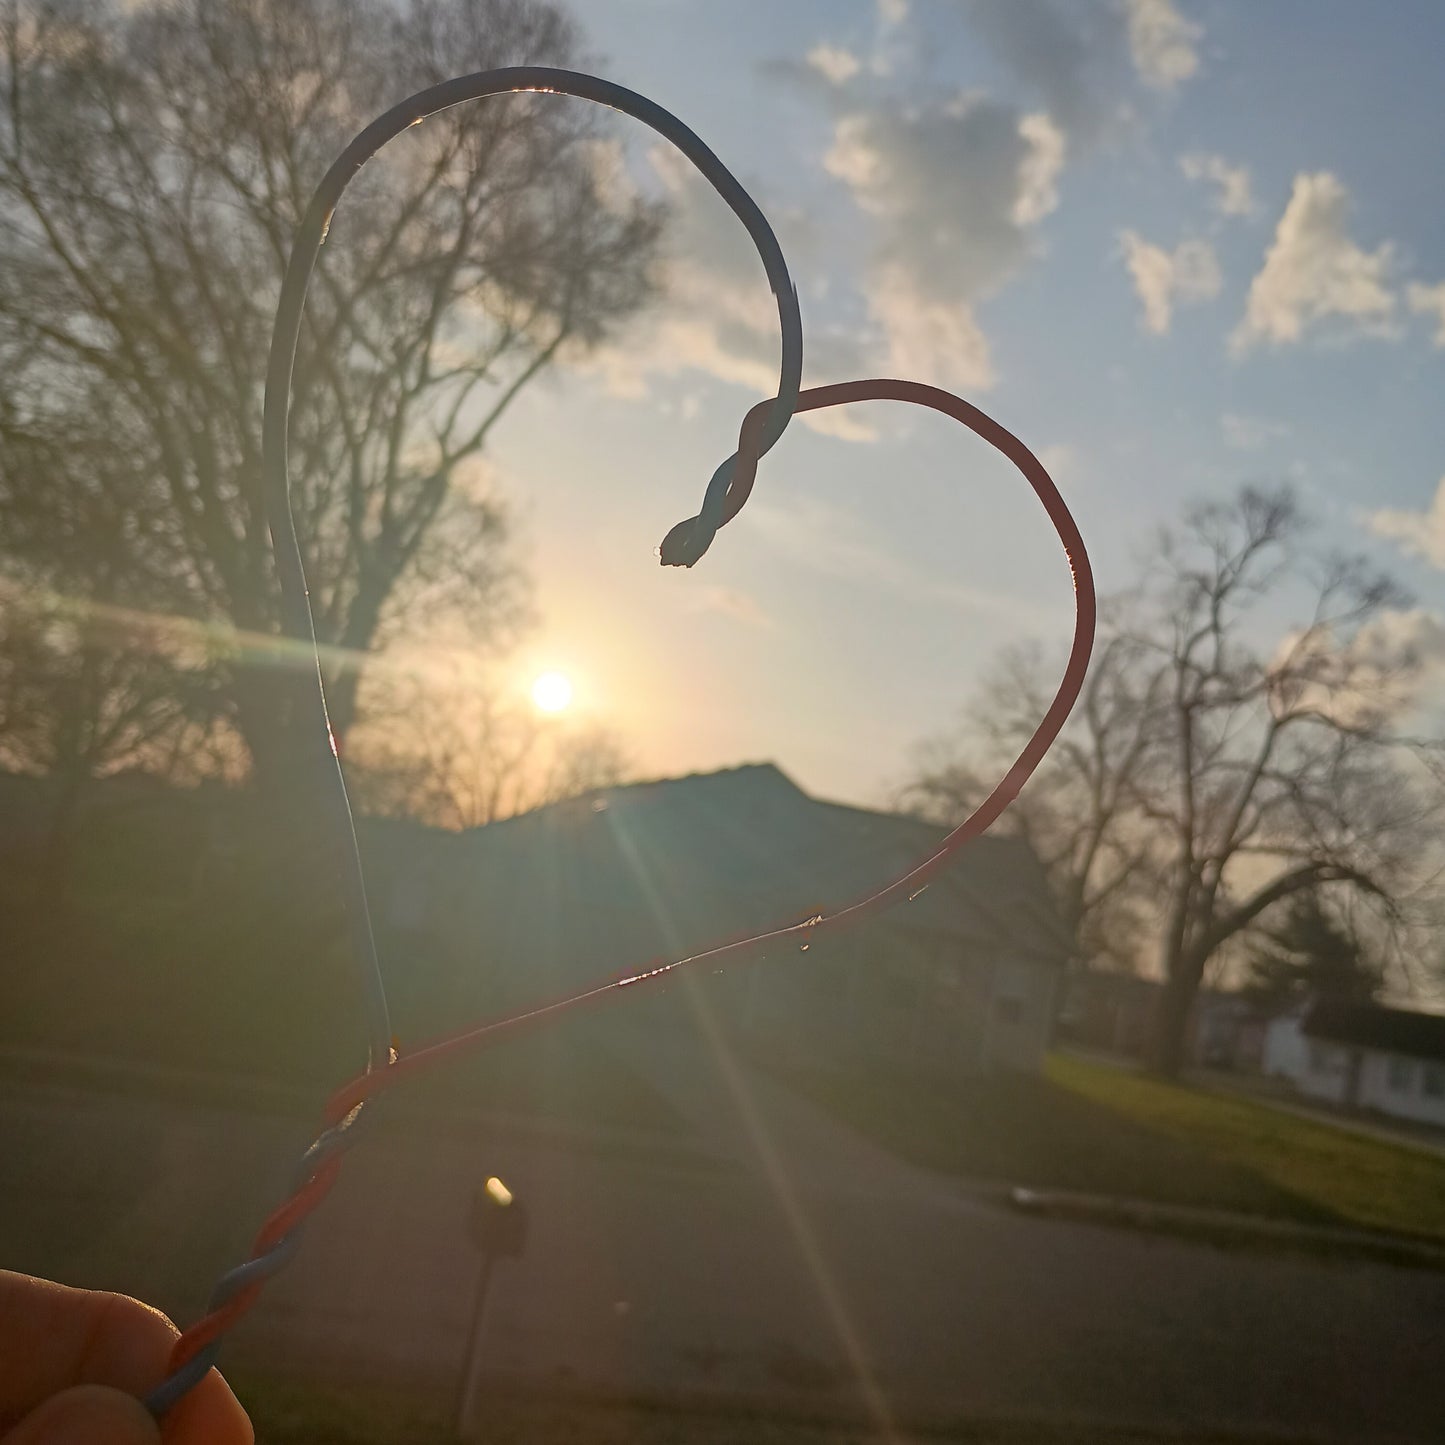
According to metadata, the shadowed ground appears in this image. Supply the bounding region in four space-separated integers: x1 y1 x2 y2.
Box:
2 1015 1442 1443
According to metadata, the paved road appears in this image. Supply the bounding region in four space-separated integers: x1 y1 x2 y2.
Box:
2 1028 1443 1442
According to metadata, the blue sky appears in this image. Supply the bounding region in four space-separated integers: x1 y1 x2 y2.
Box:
479 0 1445 806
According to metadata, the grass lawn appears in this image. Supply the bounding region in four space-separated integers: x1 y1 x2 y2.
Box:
1048 1053 1445 1239
773 1050 1445 1242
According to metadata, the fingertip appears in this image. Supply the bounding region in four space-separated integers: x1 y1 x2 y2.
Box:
77 1292 182 1399
159 1367 253 1445
7 1383 160 1445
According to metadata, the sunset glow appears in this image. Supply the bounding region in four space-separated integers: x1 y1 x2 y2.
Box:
531 671 574 714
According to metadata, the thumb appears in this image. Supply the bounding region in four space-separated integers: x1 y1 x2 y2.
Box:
6 1384 160 1445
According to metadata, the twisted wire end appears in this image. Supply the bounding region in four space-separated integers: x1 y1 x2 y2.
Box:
144 1092 373 1418
658 513 715 567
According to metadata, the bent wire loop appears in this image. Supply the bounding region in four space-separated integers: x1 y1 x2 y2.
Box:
143 70 1095 1418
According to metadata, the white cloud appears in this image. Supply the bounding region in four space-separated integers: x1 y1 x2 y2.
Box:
965 0 1118 146
1369 478 1445 568
1231 172 1397 352
870 263 995 391
806 43 861 87
1221 412 1289 451
1037 443 1077 488
1354 609 1445 673
1015 111 1067 224
1119 230 1221 334
824 115 886 206
1122 0 1202 90
822 102 1067 288
761 3 1171 411
1275 608 1445 730
580 137 638 218
1180 152 1255 217
823 95 1065 390
579 147 860 440
1346 610 1445 719
790 398 882 443
1408 281 1445 346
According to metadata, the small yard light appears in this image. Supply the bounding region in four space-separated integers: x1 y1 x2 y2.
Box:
456 1177 529 1437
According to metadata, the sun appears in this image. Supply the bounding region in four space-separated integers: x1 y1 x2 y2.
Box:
530 671 574 714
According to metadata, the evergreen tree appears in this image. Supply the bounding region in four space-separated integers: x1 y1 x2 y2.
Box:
1245 893 1383 1011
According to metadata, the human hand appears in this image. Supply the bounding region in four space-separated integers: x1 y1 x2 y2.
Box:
0 1271 252 1444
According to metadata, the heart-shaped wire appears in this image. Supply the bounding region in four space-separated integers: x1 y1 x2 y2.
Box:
143 71 1094 1416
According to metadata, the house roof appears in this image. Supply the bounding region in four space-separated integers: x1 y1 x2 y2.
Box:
1303 998 1445 1063
427 763 1067 1004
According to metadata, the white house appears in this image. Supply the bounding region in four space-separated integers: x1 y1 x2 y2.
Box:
1261 1005 1314 1083
1264 999 1445 1128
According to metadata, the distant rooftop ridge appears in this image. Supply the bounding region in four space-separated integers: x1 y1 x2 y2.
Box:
454 760 798 828
469 760 928 834
1305 997 1445 1062
495 760 1046 871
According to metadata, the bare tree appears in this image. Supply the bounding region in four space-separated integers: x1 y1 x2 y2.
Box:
904 485 1444 1076
348 657 630 828
1135 487 1439 1073
0 0 661 789
0 580 234 892
901 628 1166 970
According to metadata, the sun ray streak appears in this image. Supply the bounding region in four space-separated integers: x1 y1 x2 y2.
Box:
0 576 502 692
601 803 902 1441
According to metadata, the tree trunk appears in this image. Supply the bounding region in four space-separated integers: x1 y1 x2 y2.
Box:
226 654 359 954
38 653 94 906
229 656 336 795
1151 943 1208 1079
322 584 388 747
38 763 86 907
